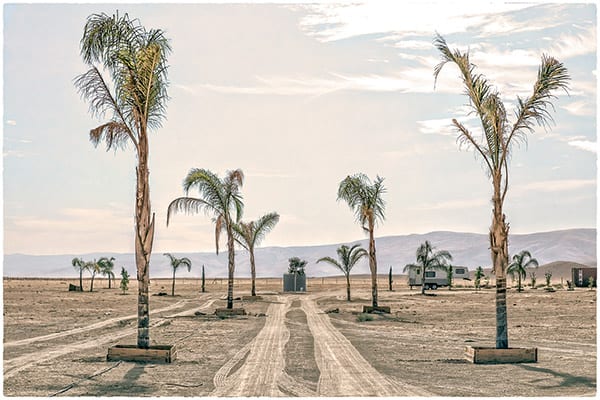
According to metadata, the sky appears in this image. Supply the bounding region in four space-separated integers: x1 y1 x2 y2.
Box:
2 1 597 255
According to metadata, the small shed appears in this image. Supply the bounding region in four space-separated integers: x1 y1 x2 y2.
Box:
283 273 306 292
572 267 596 287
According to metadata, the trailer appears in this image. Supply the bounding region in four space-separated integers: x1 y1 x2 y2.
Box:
571 267 596 288
408 266 470 290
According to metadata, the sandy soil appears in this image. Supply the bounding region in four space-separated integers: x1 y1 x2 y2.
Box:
3 277 596 397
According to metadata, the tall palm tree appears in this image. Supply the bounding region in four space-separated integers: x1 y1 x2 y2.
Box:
75 12 171 349
72 257 86 291
87 259 101 292
403 241 453 295
167 168 244 309
338 173 386 308
233 212 280 296
98 257 116 288
508 250 539 292
163 253 192 296
317 244 368 301
433 34 569 348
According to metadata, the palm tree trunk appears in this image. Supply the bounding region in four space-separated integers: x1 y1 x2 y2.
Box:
90 272 95 292
250 249 256 297
79 270 83 291
491 176 509 349
172 269 176 296
368 218 378 308
346 273 351 301
421 268 426 295
226 223 235 309
134 133 155 349
201 265 205 293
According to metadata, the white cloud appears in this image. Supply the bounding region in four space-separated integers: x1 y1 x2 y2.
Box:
3 150 26 158
6 120 17 126
561 100 595 117
411 197 488 211
514 179 596 194
417 118 456 136
568 140 597 153
297 2 531 42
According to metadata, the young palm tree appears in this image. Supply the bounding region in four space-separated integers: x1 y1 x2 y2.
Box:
403 240 453 295
317 244 368 301
508 250 539 292
474 266 484 291
87 259 101 293
72 257 86 291
167 168 244 309
98 257 116 289
288 257 308 275
433 34 569 348
163 253 192 296
75 12 171 349
338 173 386 308
233 212 280 297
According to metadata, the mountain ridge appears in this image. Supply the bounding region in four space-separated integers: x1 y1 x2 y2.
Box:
4 228 596 278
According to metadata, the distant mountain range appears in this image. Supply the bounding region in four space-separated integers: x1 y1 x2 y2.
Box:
3 228 596 278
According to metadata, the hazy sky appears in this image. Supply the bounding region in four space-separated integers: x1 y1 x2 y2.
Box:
3 1 597 255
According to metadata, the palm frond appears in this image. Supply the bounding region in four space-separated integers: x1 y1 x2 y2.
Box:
251 212 280 247
166 196 215 226
316 256 344 274
214 214 224 255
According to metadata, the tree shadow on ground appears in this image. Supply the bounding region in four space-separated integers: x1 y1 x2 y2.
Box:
517 363 596 390
82 363 153 396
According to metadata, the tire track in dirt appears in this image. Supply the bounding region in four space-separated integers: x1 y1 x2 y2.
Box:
211 296 290 397
4 298 216 379
302 297 431 396
4 299 194 348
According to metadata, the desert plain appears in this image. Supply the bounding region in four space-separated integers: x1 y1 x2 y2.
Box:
3 276 596 397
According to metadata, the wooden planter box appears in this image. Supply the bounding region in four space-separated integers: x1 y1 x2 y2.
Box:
215 308 246 316
465 346 537 364
107 344 176 363
363 306 391 314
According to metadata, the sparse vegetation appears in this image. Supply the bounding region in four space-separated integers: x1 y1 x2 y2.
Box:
98 257 116 289
474 266 484 291
337 173 386 308
545 271 553 288
233 212 280 297
168 168 245 309
76 11 171 348
434 33 569 349
508 250 538 292
71 257 86 291
86 259 101 292
588 276 595 290
403 241 452 295
530 271 537 289
317 244 367 301
163 253 192 296
357 313 374 322
288 257 308 276
120 267 130 294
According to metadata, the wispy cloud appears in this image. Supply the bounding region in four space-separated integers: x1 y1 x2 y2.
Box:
561 100 595 117
5 119 17 126
411 198 488 211
568 140 597 153
514 179 596 194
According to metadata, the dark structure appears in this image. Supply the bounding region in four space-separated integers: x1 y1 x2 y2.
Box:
572 267 596 287
283 273 306 292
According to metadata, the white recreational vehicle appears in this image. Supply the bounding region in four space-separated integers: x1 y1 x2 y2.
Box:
407 266 470 290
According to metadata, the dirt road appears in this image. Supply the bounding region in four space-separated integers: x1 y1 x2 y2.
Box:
302 296 430 396
4 297 216 379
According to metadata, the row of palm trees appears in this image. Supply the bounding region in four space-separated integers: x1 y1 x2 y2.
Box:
76 11 569 350
71 256 115 292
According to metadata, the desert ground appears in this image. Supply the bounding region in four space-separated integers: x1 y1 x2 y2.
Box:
3 276 596 397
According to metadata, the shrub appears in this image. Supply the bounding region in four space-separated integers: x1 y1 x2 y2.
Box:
120 267 130 294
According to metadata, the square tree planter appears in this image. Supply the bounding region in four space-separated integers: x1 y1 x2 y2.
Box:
107 344 177 363
215 308 246 316
465 346 537 364
363 306 391 314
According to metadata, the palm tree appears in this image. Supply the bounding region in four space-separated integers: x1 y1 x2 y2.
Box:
87 259 101 292
98 257 116 289
167 168 244 309
403 241 453 295
72 257 86 291
233 212 280 296
288 257 308 275
337 173 386 308
508 250 539 292
317 244 367 301
163 253 192 296
75 12 171 349
433 34 569 348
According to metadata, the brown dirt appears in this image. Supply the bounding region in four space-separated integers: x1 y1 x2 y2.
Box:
3 278 597 397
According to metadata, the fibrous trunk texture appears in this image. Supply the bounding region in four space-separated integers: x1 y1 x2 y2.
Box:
368 218 378 308
226 223 235 309
250 249 256 297
491 176 509 349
